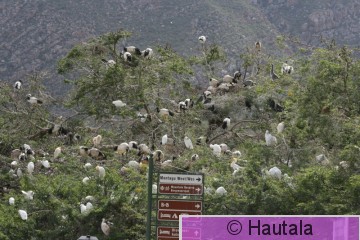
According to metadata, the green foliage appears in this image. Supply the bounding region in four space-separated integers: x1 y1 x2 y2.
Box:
2 29 360 239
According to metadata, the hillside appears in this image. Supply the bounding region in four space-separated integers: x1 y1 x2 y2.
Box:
2 0 360 95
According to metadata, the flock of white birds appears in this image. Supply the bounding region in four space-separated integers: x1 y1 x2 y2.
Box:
6 35 340 237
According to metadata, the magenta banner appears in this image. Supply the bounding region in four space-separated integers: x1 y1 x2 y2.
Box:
180 216 359 240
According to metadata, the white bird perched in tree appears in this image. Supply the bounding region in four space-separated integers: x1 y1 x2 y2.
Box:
161 134 168 145
230 160 242 171
17 168 23 178
41 160 50 168
215 186 227 196
209 78 220 87
232 150 242 158
141 48 153 58
82 177 90 185
219 143 228 153
21 190 34 200
79 146 89 157
101 58 116 67
123 52 132 62
18 210 28 221
268 166 282 180
14 80 23 90
265 130 277 146
96 166 106 179
153 150 165 162
281 62 294 74
184 98 194 109
101 218 111 236
11 160 18 167
191 154 199 161
316 154 329 165
152 184 157 194
137 112 148 123
157 107 174 118
277 122 285 134
339 161 349 169
124 46 141 55
209 144 221 157
128 141 138 151
178 101 187 112
223 74 236 83
222 117 230 130
198 35 206 44
112 100 126 108
18 153 27 161
128 160 140 169
80 204 87 215
184 136 193 149
85 196 95 202
115 142 129 156
88 148 106 160
92 135 102 148
84 163 92 170
9 197 15 205
54 147 62 159
86 202 93 212
27 162 34 174
161 159 173 167
26 94 43 104
138 144 151 156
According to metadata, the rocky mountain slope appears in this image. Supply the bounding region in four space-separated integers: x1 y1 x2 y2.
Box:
1 0 359 94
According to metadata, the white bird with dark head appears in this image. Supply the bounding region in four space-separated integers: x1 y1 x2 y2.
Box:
26 94 43 104
124 46 141 55
123 52 132 62
198 36 206 44
222 117 230 130
142 48 153 58
281 62 294 74
115 142 130 156
14 80 22 90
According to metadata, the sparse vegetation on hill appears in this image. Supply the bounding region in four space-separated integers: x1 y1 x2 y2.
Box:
0 29 360 239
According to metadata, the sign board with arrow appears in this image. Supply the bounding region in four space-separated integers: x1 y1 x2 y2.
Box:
158 210 201 221
159 183 203 195
158 200 202 211
159 173 203 184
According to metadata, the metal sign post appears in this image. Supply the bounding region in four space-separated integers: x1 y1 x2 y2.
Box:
145 155 154 240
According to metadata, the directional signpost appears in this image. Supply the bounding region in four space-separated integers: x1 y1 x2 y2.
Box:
153 172 204 240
